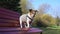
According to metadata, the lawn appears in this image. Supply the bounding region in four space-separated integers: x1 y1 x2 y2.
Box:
39 27 60 34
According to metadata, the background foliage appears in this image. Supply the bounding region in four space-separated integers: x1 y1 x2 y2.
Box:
0 0 22 14
32 14 56 27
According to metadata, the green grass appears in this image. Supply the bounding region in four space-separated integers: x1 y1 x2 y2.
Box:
47 26 60 29
38 27 60 34
43 29 60 34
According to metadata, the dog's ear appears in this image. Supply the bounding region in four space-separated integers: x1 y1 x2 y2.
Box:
29 9 32 12
35 10 38 12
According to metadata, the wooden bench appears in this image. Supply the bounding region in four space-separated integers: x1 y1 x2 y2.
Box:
0 8 43 34
0 27 43 34
0 8 20 27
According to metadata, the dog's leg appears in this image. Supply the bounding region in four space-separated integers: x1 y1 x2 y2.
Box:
26 18 30 28
20 18 22 28
26 21 29 28
25 23 27 28
24 22 27 28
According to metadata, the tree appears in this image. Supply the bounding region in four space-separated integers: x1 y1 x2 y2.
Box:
33 14 56 27
20 0 33 14
0 0 22 14
40 14 56 26
38 4 50 15
56 16 60 26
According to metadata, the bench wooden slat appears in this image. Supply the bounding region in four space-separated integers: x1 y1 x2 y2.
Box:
0 19 19 23
0 15 19 20
0 8 19 15
0 28 43 34
0 17 18 21
0 10 19 18
0 23 18 27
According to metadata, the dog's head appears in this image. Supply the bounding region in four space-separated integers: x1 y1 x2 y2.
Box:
29 9 37 14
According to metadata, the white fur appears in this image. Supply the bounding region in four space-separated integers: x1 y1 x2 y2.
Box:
19 13 34 28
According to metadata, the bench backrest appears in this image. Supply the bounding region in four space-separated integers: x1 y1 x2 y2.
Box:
0 8 20 27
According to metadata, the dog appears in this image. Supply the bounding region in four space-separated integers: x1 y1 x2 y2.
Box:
19 9 37 28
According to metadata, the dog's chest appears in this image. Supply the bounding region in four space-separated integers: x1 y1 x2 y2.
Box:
20 14 33 22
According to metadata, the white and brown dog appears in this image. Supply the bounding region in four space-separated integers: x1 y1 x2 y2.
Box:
19 9 37 28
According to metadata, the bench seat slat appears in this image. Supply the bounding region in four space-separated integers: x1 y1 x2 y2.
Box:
0 19 19 23
0 11 20 18
0 23 19 27
0 15 19 20
0 8 19 15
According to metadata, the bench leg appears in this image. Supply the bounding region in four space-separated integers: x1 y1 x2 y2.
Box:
40 32 42 34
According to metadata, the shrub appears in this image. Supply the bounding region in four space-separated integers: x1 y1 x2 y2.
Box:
32 14 56 27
